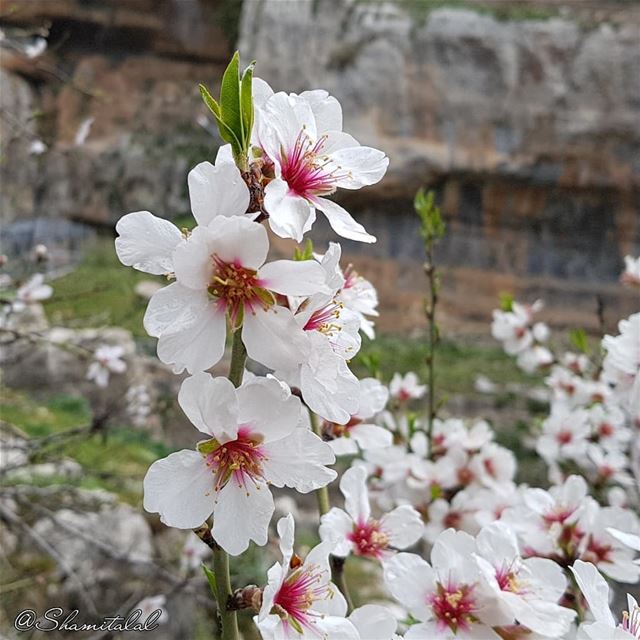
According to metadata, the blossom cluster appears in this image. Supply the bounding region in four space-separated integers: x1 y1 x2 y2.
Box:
111 62 639 640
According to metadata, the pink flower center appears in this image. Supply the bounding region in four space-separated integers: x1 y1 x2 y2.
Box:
280 131 342 199
556 430 573 445
430 582 477 633
199 427 266 492
303 299 343 335
397 389 412 402
495 565 523 594
621 603 640 637
208 256 273 326
342 264 358 289
348 519 389 559
543 508 575 527
443 511 462 529
483 458 496 478
599 422 614 438
584 538 613 564
272 564 330 632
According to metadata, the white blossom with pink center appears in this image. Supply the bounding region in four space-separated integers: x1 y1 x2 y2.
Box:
116 169 328 373
143 373 336 555
571 560 640 640
473 522 575 637
253 85 388 243
324 378 392 456
12 273 53 312
86 344 127 388
389 371 426 403
384 529 506 639
338 262 379 339
536 405 591 465
255 515 358 640
319 466 422 563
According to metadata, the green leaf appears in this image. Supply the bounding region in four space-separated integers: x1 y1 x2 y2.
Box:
293 239 315 261
202 564 218 600
499 292 514 312
220 52 244 153
240 60 256 151
569 328 590 354
414 187 445 242
199 83 242 152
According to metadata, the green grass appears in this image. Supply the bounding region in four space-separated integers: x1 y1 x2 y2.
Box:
353 333 536 396
43 235 165 337
0 390 174 504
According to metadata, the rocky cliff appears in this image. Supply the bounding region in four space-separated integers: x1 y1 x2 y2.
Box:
1 0 638 331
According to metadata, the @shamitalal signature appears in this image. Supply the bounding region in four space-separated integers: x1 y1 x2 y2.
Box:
14 608 162 633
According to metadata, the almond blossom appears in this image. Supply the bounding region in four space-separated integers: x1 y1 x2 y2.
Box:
389 371 426 402
86 344 127 388
347 605 400 640
338 263 379 339
536 405 591 465
12 273 53 312
473 522 575 637
323 378 392 456
254 85 389 243
319 466 423 562
143 373 336 555
255 514 358 640
116 170 327 373
384 530 506 639
570 560 640 640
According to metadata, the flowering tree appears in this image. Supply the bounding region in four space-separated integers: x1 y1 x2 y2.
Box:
113 53 639 639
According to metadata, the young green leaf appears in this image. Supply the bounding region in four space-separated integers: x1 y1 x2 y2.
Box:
220 52 244 153
569 327 590 354
240 60 256 151
202 564 218 599
499 292 514 312
199 83 242 151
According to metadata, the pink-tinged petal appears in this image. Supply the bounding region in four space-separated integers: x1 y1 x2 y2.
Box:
340 466 370 523
299 89 343 133
236 376 300 442
144 283 226 373
264 179 314 242
172 225 215 290
351 423 393 451
242 307 310 371
178 373 238 442
143 450 214 528
348 605 398 640
380 505 423 550
315 197 376 243
259 259 327 297
212 479 274 556
207 215 269 271
188 161 250 225
329 145 389 189
384 553 436 623
115 211 181 275
262 428 336 492
319 507 355 557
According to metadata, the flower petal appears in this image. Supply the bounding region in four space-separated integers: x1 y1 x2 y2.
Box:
178 373 238 442
143 450 214 528
348 605 398 640
264 179 315 242
570 560 616 627
384 553 435 623
173 225 215 290
259 259 327 296
340 466 370 523
206 215 269 271
380 505 424 550
188 161 250 226
212 480 274 555
329 145 389 189
351 423 393 451
315 197 375 243
319 507 354 557
262 428 336 492
299 89 342 133
242 307 310 371
115 211 181 275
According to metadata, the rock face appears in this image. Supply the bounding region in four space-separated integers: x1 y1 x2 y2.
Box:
1 0 638 329
240 1 640 329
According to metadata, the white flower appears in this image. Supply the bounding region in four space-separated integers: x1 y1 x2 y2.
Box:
473 522 575 637
588 404 631 452
255 514 358 640
116 172 327 373
536 405 591 464
348 605 399 640
587 445 632 486
338 263 379 339
28 139 47 155
602 313 640 418
12 274 52 312
384 530 506 639
468 443 517 490
131 594 168 626
86 345 127 388
570 560 640 640
389 372 426 402
254 87 388 243
319 466 422 562
516 345 554 373
424 489 483 543
621 255 640 288
324 378 392 456
143 373 336 555
180 532 211 573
